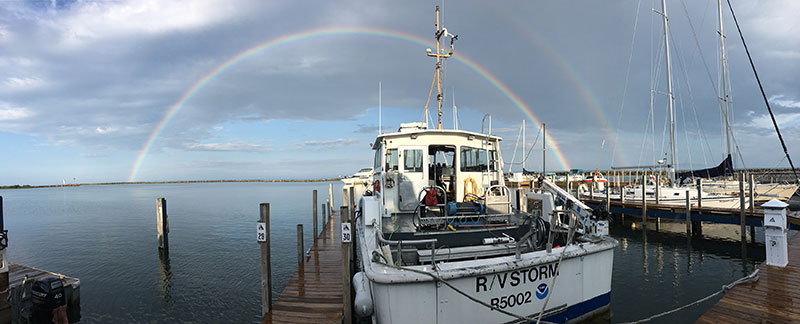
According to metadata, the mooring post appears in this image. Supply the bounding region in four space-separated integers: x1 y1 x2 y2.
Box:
322 204 327 230
313 190 318 243
696 179 703 208
258 203 272 316
748 173 755 213
685 191 692 236
641 174 647 227
590 182 595 200
156 198 169 250
655 175 660 205
739 171 747 242
340 206 353 324
349 187 356 221
0 196 9 324
297 224 304 266
605 187 611 211
343 189 348 208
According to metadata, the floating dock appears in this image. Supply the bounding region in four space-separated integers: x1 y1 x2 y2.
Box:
696 233 800 323
263 213 344 324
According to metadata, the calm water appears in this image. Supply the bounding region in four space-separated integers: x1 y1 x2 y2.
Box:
1 183 766 323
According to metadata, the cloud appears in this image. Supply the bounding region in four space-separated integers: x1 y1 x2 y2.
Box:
769 95 800 109
354 124 378 134
739 112 800 129
186 142 271 152
80 153 109 158
302 138 359 147
0 106 33 121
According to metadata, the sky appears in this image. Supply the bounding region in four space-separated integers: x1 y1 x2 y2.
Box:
1 0 799 185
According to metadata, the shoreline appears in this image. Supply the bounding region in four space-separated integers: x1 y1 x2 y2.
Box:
0 178 344 190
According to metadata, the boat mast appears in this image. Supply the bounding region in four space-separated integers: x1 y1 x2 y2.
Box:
427 6 456 130
718 0 733 168
542 123 546 173
522 120 526 171
659 0 677 185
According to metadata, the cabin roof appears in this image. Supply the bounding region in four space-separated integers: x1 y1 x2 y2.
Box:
371 128 502 149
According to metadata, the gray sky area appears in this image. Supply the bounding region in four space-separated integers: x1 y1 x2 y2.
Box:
0 0 798 184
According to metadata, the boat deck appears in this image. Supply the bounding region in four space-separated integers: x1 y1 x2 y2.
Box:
696 233 800 323
262 213 344 324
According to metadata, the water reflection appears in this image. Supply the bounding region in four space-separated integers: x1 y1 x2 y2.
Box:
610 213 765 322
158 249 172 303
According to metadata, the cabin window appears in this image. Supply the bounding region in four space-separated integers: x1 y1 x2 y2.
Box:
373 145 382 170
385 149 398 171
404 149 423 172
460 147 496 172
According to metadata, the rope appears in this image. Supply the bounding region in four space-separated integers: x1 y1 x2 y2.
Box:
610 0 642 168
618 267 760 324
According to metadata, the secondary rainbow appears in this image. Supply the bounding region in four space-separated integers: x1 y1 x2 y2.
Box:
129 27 573 181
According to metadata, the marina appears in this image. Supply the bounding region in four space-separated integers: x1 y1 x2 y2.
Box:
1 1 799 324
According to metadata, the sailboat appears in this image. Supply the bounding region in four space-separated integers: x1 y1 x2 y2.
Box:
345 7 617 323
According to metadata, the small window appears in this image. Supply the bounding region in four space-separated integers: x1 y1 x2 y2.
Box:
385 149 398 171
460 147 494 172
404 149 423 172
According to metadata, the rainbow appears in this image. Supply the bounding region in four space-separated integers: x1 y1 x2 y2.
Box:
492 5 628 166
129 27 573 181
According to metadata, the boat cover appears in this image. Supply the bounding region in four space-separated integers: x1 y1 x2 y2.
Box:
676 154 733 181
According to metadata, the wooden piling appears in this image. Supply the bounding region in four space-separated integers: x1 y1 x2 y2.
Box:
297 224 304 266
349 188 355 221
655 175 660 204
696 178 703 208
739 171 746 242
605 187 610 211
748 173 755 213
313 190 318 243
259 203 272 316
340 206 353 324
685 191 692 236
0 196 9 324
322 204 327 229
641 174 647 226
156 198 169 250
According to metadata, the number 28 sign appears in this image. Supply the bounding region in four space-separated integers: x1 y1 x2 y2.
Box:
341 222 352 243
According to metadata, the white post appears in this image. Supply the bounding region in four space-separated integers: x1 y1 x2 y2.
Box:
763 199 789 267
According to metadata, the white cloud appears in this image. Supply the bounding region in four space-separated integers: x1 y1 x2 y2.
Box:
741 112 800 129
186 142 271 152
55 0 243 47
769 95 800 109
302 138 359 147
0 106 33 121
5 76 43 89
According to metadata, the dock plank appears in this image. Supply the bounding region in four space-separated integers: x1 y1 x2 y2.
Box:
697 233 800 323
263 213 344 324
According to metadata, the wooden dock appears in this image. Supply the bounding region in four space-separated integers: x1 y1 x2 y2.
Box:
696 233 800 323
582 197 800 230
7 263 81 323
263 212 344 324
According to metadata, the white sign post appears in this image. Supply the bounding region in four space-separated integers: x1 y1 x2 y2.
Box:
341 222 352 243
257 222 267 242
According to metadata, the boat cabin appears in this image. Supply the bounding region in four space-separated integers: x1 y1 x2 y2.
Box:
371 122 510 217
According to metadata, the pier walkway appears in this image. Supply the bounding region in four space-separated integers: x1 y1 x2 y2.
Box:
696 233 800 323
263 213 344 324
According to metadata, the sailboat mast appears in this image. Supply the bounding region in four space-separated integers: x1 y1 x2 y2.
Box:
660 0 677 185
522 120 526 171
718 0 733 167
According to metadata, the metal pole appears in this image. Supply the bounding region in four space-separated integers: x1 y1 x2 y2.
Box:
661 0 678 184
259 203 272 316
748 173 755 213
542 123 546 173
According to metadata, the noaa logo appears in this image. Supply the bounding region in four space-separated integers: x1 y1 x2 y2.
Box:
535 283 549 299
